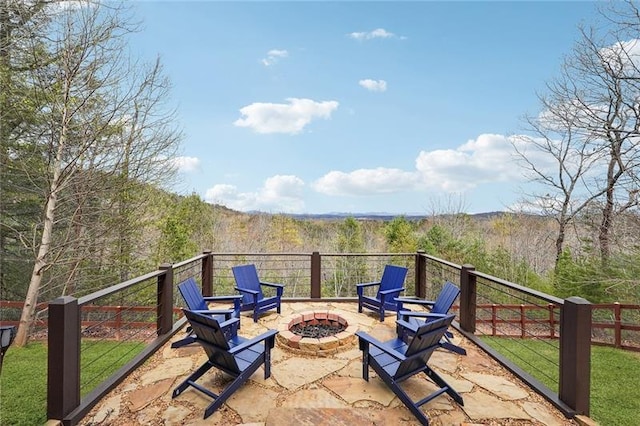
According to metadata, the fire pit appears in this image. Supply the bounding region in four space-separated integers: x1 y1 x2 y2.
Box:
276 310 357 356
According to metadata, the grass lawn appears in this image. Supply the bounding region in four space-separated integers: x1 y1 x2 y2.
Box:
481 337 640 426
0 340 144 425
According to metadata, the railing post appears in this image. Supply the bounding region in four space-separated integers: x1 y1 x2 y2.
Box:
415 250 426 298
310 251 321 299
202 250 213 296
157 263 174 335
459 264 476 333
548 304 556 339
47 296 80 421
559 296 591 416
614 302 621 348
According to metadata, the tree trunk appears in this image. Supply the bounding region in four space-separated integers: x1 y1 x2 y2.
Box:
14 116 67 347
14 183 59 346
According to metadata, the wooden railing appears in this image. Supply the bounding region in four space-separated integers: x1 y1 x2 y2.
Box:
2 301 638 351
0 250 610 424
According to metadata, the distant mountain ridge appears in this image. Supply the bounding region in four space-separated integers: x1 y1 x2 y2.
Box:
272 211 508 221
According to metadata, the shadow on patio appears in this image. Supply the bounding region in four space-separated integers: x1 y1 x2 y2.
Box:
81 302 577 426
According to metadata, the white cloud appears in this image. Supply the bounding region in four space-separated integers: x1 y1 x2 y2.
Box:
172 156 201 173
313 134 528 197
204 175 305 213
261 49 289 67
348 28 405 41
359 79 387 92
313 168 420 196
233 98 339 134
415 134 525 191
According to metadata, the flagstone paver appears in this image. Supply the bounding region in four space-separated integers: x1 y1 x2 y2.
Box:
336 359 367 378
279 387 349 408
264 407 376 426
226 385 279 423
80 302 580 426
461 371 530 400
322 375 396 406
462 391 531 420
271 357 348 390
428 349 461 373
523 401 567 426
436 370 475 393
128 378 175 412
140 357 193 386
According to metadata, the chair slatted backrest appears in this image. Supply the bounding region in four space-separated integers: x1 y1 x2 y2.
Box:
183 309 240 374
377 265 408 297
232 264 264 305
431 281 460 314
178 278 208 311
395 314 455 378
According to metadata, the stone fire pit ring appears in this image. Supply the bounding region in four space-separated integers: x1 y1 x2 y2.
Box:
276 310 358 357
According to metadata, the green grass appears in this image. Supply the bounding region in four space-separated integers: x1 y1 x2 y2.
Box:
481 337 640 426
0 340 144 426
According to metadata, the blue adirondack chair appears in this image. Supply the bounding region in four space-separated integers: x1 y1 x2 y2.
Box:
356 313 463 425
232 264 284 322
171 277 243 348
356 264 408 321
395 281 466 355
172 309 278 419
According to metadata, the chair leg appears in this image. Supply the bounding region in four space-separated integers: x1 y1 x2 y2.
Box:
203 359 264 419
440 341 467 355
425 367 464 406
172 361 214 399
378 370 430 426
171 335 196 348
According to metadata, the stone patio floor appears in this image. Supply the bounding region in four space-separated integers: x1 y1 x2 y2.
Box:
81 302 580 426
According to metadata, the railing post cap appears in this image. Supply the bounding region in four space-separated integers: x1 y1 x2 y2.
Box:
159 263 173 270
462 263 475 270
203 249 212 254
50 296 77 305
565 296 591 305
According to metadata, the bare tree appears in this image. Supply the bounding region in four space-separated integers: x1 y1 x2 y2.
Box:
13 1 181 346
514 1 640 265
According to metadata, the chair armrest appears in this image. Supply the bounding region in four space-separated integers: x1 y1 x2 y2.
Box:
235 287 259 296
191 309 234 316
191 309 235 320
396 319 418 334
218 317 241 335
261 282 284 296
355 331 406 362
356 281 380 289
203 295 243 302
228 329 278 354
395 297 436 308
380 287 405 296
356 281 380 297
398 311 449 320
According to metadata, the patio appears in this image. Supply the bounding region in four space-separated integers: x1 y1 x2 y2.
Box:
80 302 578 426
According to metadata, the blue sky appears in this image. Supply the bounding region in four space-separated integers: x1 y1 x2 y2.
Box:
129 1 601 215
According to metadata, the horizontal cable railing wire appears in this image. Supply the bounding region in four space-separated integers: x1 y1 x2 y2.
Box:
78 275 159 396
321 253 415 298
209 253 312 298
474 276 561 391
